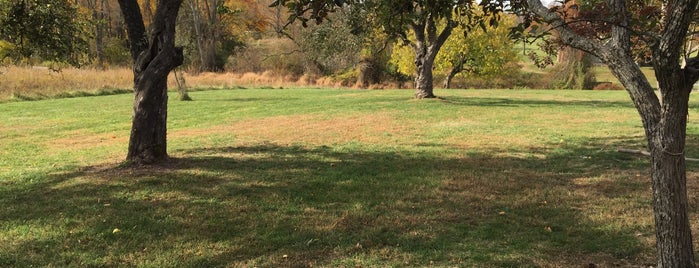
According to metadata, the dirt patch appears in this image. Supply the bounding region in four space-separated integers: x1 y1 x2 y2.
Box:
170 112 408 145
47 131 127 150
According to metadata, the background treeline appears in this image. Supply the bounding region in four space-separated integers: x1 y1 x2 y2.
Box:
0 0 549 89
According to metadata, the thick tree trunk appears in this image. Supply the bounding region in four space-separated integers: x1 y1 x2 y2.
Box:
119 0 184 165
649 69 694 268
414 49 436 98
606 52 696 267
649 133 695 268
410 14 453 99
608 53 695 268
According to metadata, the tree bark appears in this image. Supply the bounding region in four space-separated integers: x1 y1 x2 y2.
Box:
118 0 184 165
649 66 694 268
414 42 436 98
411 14 453 99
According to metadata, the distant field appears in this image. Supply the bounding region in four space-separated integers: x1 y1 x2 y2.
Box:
2 88 699 267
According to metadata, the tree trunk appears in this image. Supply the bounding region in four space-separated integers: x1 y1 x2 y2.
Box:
649 68 694 268
356 56 377 88
118 0 184 165
444 57 465 89
87 0 106 68
605 51 696 268
414 45 436 98
188 0 220 72
410 14 453 99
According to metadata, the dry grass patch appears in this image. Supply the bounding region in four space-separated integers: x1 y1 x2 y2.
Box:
171 112 409 145
0 67 356 101
46 131 127 150
0 66 133 98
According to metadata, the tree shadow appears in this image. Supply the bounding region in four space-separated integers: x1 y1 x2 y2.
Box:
438 96 636 109
0 136 663 267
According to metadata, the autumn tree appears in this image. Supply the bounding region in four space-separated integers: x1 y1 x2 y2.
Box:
118 0 184 165
391 12 520 88
518 0 699 265
272 0 499 98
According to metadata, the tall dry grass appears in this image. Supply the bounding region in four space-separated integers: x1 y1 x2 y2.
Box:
0 66 353 102
0 66 134 100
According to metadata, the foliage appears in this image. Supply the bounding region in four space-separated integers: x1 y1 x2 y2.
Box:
272 0 505 97
293 7 363 75
176 0 268 72
390 13 520 85
514 0 662 67
0 0 90 66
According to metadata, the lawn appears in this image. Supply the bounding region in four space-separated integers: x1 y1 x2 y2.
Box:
2 88 699 267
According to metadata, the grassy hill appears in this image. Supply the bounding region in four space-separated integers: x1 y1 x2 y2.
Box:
2 88 699 266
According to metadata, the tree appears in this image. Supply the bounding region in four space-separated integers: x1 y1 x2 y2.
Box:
390 12 520 89
293 7 363 76
184 0 222 72
366 0 486 98
0 0 89 66
82 0 109 68
117 0 184 165
175 0 266 72
518 0 698 266
272 0 498 98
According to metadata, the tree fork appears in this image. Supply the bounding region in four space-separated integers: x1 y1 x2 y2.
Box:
118 0 184 165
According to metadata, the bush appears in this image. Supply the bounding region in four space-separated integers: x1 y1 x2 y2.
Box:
103 38 131 66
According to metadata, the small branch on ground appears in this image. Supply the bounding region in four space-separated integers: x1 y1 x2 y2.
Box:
617 148 699 162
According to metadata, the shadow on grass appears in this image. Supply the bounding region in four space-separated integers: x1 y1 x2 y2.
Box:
438 96 636 109
0 139 657 267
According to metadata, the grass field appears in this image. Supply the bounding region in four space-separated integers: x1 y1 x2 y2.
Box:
2 88 699 267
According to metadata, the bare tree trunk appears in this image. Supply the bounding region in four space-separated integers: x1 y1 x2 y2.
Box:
187 0 220 72
118 0 184 165
649 66 695 268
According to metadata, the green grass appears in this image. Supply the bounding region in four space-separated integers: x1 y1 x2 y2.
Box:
2 88 699 267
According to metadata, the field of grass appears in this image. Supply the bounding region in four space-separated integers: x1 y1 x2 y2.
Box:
3 88 699 267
